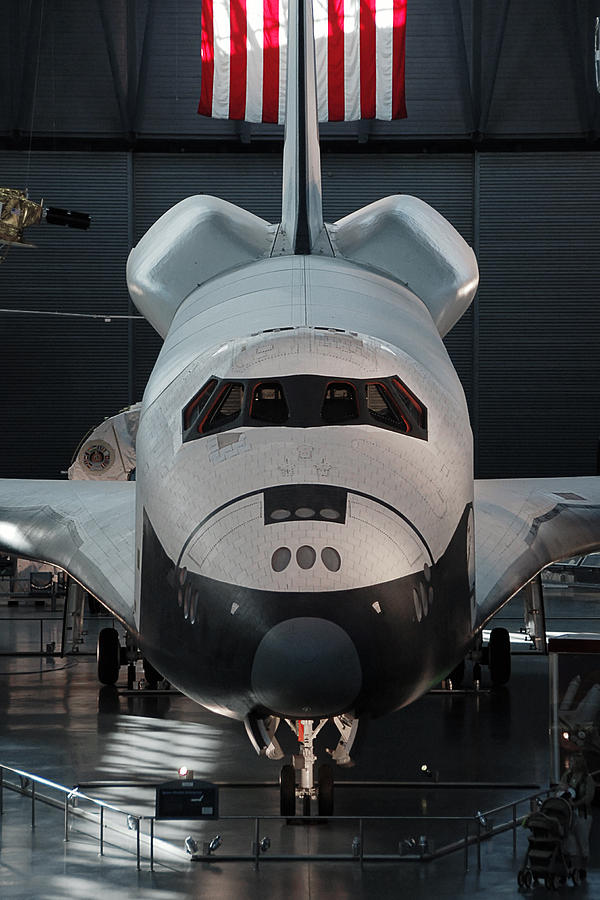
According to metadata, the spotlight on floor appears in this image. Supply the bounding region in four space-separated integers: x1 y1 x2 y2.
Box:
184 835 199 856
401 837 417 854
206 834 222 854
420 763 439 782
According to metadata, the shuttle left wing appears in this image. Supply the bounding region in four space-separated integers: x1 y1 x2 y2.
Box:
474 476 600 629
0 480 136 631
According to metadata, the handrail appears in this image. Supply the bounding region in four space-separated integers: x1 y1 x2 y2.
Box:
0 762 137 815
0 759 557 873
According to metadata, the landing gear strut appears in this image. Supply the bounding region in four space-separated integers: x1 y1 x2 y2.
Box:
271 714 358 817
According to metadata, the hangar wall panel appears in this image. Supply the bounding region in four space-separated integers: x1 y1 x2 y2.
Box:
476 153 600 478
0 152 132 479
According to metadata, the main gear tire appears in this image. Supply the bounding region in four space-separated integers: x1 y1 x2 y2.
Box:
488 627 511 686
97 628 120 685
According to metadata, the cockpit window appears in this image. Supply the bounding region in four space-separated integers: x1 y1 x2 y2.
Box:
182 374 427 442
391 376 428 432
250 382 289 424
183 378 218 431
202 382 244 432
365 382 410 433
322 382 359 423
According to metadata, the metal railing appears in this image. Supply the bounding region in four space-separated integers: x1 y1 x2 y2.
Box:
0 616 64 656
0 762 554 873
0 614 113 656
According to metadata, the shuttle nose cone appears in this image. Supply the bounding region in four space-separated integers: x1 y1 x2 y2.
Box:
251 617 362 718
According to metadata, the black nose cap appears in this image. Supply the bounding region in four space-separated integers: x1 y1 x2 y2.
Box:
251 617 362 718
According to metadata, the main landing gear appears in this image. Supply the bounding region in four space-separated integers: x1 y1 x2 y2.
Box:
96 627 163 690
446 626 512 690
245 713 359 817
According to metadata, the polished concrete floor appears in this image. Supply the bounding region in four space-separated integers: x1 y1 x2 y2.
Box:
0 587 599 899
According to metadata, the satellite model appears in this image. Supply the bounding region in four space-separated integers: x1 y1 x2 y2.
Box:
0 187 90 259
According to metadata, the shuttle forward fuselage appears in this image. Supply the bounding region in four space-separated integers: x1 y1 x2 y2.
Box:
134 254 474 721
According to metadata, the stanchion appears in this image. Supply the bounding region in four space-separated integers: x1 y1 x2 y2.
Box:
464 822 469 871
512 803 517 854
150 818 154 872
100 806 104 855
359 818 364 869
31 781 36 829
136 818 141 871
254 817 260 870
64 795 69 842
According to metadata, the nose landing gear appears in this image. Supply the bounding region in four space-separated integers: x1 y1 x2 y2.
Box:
285 718 328 817
245 712 359 817
277 715 358 817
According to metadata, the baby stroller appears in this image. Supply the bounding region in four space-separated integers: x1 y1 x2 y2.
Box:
517 795 587 890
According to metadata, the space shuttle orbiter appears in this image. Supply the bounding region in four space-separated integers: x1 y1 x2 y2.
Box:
0 0 599 815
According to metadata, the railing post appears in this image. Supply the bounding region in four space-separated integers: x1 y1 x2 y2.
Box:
31 780 35 829
64 795 69 842
150 818 154 872
476 816 481 870
512 803 517 854
136 817 141 871
464 822 469 871
100 806 104 855
254 816 260 870
359 818 364 869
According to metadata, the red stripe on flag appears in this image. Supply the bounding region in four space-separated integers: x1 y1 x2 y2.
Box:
198 0 215 116
262 0 280 123
328 0 345 121
392 0 407 119
360 0 377 118
229 0 248 119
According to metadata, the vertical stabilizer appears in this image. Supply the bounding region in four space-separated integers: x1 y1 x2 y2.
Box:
279 0 329 255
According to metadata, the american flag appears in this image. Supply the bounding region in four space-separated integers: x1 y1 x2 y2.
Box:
199 0 407 123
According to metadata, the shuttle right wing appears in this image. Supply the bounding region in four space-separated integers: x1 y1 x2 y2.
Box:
474 477 600 630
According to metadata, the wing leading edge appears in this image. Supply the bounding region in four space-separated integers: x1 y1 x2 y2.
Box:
474 477 600 628
0 479 136 631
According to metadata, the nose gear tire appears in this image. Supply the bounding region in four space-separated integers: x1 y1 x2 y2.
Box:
280 764 296 817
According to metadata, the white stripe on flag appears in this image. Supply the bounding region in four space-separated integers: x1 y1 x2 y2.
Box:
245 0 264 121
278 0 288 124
212 0 232 117
375 0 394 120
313 0 329 123
343 0 361 121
